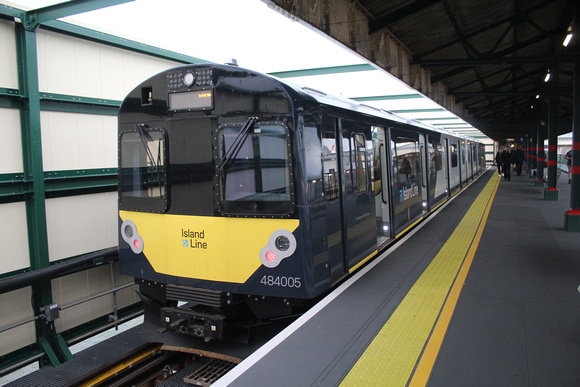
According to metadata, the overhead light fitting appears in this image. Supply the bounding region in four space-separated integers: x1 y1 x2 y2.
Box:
536 94 540 99
563 26 573 47
544 71 551 83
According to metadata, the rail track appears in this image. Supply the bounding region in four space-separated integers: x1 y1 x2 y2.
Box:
68 343 236 387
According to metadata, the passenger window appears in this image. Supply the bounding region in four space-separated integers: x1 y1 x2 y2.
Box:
372 128 383 197
392 132 419 183
450 144 458 168
322 130 339 200
468 143 472 163
430 140 443 172
354 133 368 193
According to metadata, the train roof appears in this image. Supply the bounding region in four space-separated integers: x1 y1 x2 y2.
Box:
176 63 483 145
262 69 483 145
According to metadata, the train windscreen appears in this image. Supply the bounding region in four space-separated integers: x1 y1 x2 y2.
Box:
217 122 294 216
119 126 168 213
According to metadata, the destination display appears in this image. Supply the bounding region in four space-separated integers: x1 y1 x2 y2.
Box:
168 89 213 111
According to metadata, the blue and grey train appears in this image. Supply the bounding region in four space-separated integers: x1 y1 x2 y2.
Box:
118 63 485 342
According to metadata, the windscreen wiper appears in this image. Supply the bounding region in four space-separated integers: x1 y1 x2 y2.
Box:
136 123 163 195
217 116 258 171
136 124 158 169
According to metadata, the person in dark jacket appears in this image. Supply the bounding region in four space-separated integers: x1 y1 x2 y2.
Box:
514 145 525 176
501 146 512 181
495 148 503 176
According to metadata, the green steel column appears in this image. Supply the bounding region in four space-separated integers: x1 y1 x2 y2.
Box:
565 52 580 231
528 130 536 178
15 23 61 366
16 25 51 298
532 127 538 169
545 65 559 200
528 133 534 170
525 133 530 173
535 120 546 186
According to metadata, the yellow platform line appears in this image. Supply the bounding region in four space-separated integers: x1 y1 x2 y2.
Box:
340 173 500 386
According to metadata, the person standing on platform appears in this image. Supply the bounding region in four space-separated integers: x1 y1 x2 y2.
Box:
495 148 503 176
514 145 525 176
565 149 573 183
501 146 512 181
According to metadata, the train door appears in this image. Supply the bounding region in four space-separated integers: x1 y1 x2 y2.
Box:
473 143 478 175
390 128 423 236
474 145 478 174
419 134 429 213
467 142 473 180
460 140 468 185
321 117 346 285
447 139 460 193
340 120 376 270
427 134 448 208
478 144 483 172
372 126 392 245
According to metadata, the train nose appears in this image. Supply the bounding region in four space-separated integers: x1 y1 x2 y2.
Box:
121 219 144 254
260 229 296 268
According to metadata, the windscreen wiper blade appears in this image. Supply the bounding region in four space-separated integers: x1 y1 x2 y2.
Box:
136 123 158 169
136 123 163 195
217 116 258 171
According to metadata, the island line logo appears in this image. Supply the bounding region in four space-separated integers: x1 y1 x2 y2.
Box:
181 228 208 249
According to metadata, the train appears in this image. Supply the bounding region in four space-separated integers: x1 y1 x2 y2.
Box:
118 63 485 342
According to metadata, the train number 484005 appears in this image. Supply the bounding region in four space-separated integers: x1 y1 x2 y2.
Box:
261 275 302 288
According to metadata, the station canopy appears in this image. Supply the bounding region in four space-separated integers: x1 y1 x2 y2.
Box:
10 0 540 142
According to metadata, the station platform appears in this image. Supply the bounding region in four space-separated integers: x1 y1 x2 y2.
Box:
217 168 580 386
6 168 579 386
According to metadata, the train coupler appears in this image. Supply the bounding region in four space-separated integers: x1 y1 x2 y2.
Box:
161 306 226 342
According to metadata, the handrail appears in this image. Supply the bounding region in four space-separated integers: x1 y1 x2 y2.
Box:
0 248 142 378
0 246 117 295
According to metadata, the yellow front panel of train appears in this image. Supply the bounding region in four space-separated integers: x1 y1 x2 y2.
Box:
119 210 299 283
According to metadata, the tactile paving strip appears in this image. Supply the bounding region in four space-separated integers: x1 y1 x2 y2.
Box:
341 173 500 386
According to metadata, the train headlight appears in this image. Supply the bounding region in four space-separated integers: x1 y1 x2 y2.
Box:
183 72 195 87
124 224 133 238
275 235 291 251
260 230 296 268
120 219 143 254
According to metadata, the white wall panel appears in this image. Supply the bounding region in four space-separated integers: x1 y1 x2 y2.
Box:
0 288 35 357
52 264 139 332
52 271 91 332
46 192 117 261
116 271 140 308
52 268 111 332
0 202 30 274
40 111 117 171
37 30 180 100
0 19 18 89
100 48 124 99
0 107 23 174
